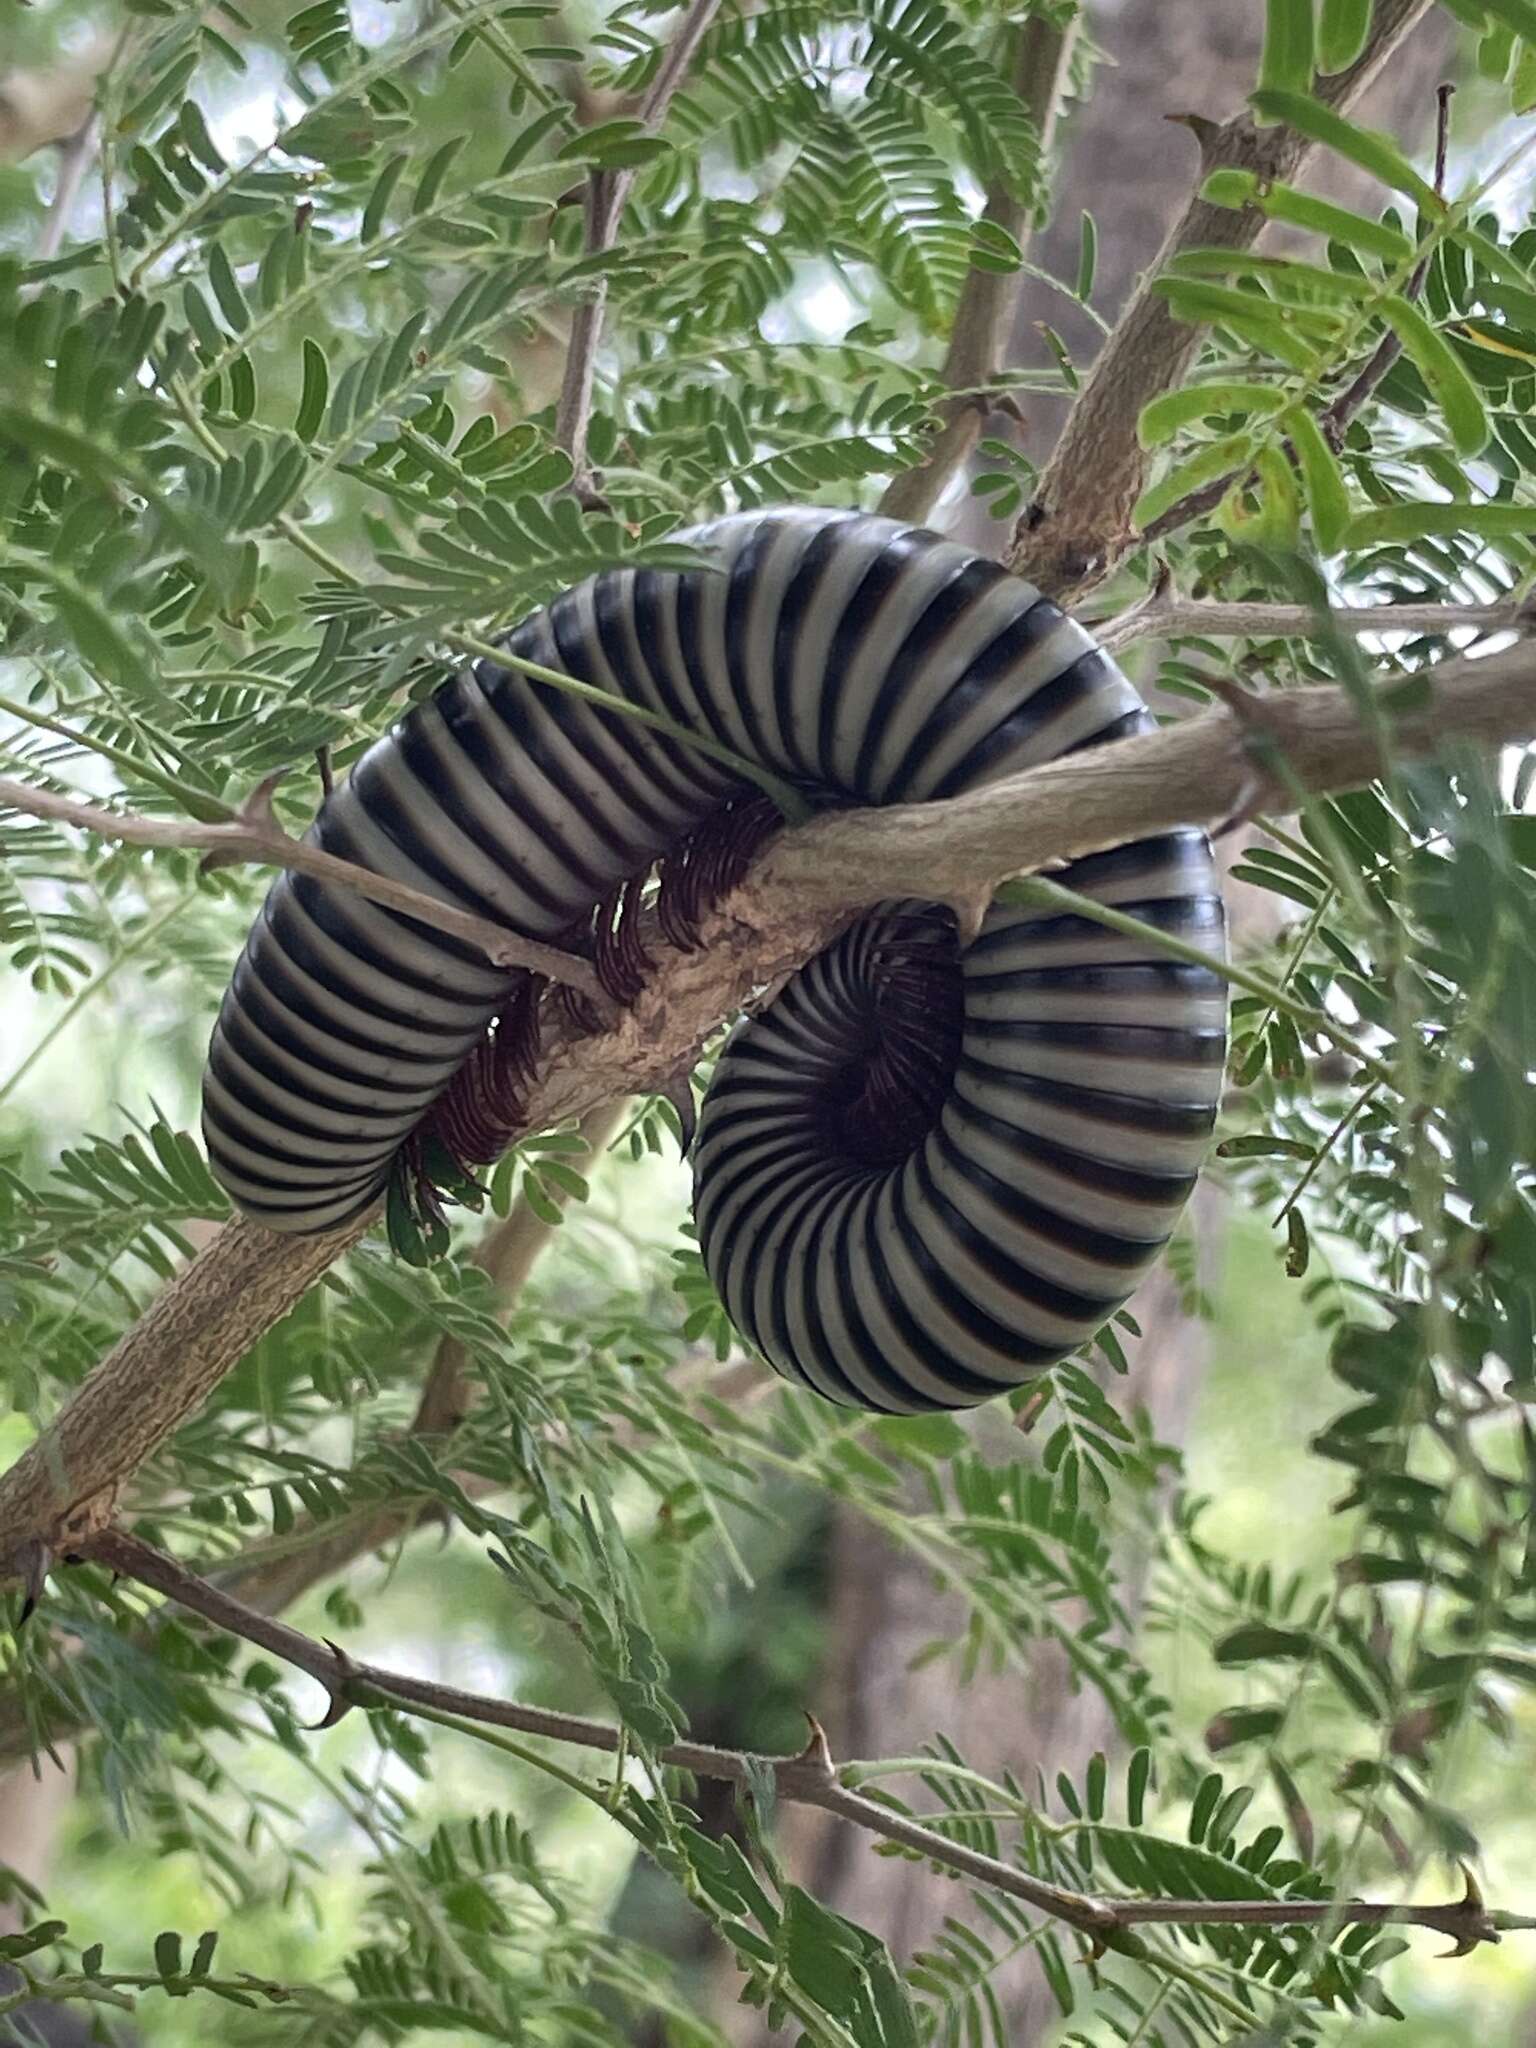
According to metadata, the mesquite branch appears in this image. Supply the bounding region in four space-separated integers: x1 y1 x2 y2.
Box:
553 0 721 488
1007 0 1435 603
0 771 606 998
3 637 1536 1573
74 1527 1529 1954
1094 595 1536 657
878 10 1079 528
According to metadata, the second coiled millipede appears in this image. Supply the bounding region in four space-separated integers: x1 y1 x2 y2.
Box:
202 507 1228 1414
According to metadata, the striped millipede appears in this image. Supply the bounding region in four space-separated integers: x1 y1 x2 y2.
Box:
202 507 1227 1414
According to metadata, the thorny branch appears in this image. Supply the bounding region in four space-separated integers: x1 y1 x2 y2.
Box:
1094 594 1536 657
73 1527 1531 1958
1007 0 1435 602
877 10 1079 529
552 0 721 488
3 637 1536 1574
0 772 606 998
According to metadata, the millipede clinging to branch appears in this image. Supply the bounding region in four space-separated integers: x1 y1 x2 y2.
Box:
202 508 1228 1414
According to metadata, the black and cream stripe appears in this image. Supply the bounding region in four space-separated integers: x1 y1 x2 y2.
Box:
203 507 1227 1412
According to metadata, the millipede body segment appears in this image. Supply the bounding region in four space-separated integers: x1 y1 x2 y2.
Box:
203 508 1227 1413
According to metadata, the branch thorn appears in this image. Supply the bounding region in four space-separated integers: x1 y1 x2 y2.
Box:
13 1540 52 1628
660 1068 699 1159
235 770 288 836
797 1712 835 1780
947 885 993 949
1164 110 1222 159
311 1638 361 1730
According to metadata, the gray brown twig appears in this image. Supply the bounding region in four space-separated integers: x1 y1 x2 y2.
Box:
74 1527 1529 1958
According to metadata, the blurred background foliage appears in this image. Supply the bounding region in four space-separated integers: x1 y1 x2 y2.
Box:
3 0 1536 2042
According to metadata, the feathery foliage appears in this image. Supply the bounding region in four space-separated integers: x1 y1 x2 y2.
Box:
2 1 1536 2044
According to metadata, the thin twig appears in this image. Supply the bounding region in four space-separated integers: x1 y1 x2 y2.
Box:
553 0 722 487
996 875 1392 1088
1095 596 1535 657
75 1527 1524 1955
878 11 1079 528
0 772 606 997
35 116 99 264
1315 80 1455 445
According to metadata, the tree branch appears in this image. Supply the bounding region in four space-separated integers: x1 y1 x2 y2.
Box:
878 11 1079 528
1095 596 1536 658
73 1527 1526 1956
35 115 97 264
0 772 606 997
1136 78 1456 552
553 0 722 489
1006 0 1435 602
184 1099 631 1626
4 638 1535 1574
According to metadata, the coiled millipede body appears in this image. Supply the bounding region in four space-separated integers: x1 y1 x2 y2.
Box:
203 508 1228 1413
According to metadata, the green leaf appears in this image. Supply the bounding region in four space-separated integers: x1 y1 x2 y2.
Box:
1257 0 1315 103
1137 381 1287 448
1342 500 1536 546
295 337 329 442
782 1888 868 2017
1171 248 1377 301
1318 0 1372 71
559 118 671 169
1285 1207 1311 1277
361 152 409 242
1248 91 1442 212
1288 405 1351 552
1188 1771 1225 1843
968 217 1022 274
1378 296 1489 454
1076 210 1098 300
1201 168 1414 263
1216 1134 1317 1159
1218 444 1301 548
1477 0 1536 40
0 1923 66 1961
1132 431 1256 530
1127 1747 1152 1826
414 136 467 213
207 242 250 332
1216 1624 1315 1664
1156 275 1343 345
